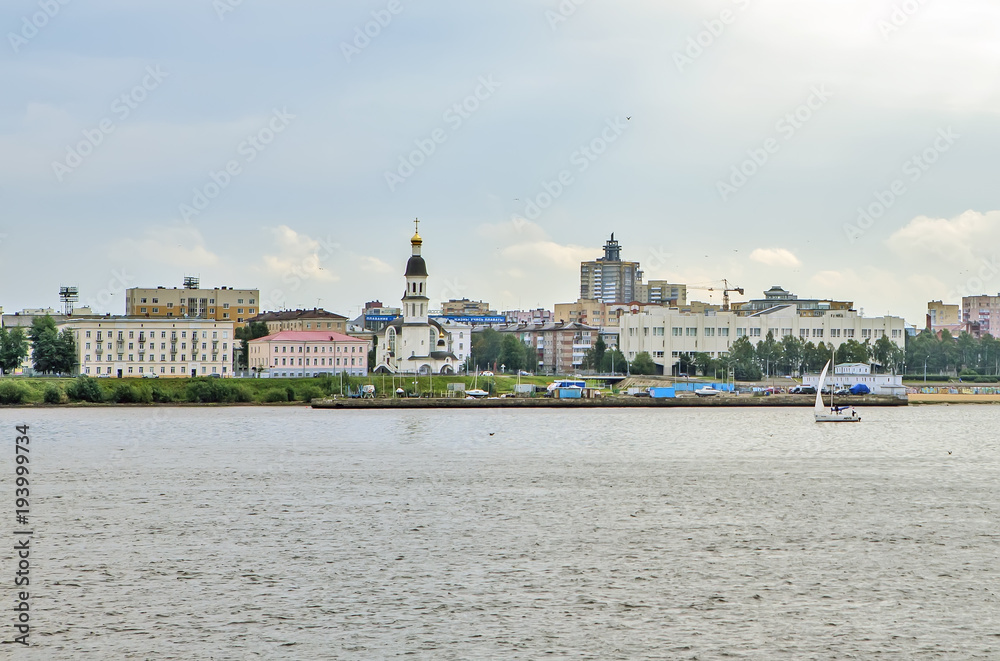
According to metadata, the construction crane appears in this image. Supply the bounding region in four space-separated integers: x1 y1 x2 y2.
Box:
687 279 745 312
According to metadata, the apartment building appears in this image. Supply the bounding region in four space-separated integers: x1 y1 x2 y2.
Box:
962 295 1000 337
580 234 643 304
126 281 258 323
247 309 347 333
486 322 596 374
441 298 494 316
619 307 906 374
59 318 236 377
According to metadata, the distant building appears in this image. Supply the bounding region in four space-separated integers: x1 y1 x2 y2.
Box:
126 280 259 323
441 298 493 316
734 286 853 317
486 321 597 374
248 330 368 378
927 300 963 333
803 365 905 397
59 317 235 378
619 307 906 375
247 308 347 334
580 234 643 304
962 294 1000 337
502 308 553 325
356 302 402 332
639 281 688 306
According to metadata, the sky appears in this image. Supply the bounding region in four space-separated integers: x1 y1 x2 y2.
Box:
2 0 999 324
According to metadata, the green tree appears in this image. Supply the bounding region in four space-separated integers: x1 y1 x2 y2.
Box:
601 348 627 374
694 352 713 377
756 331 780 376
498 334 527 372
0 327 29 375
872 336 896 373
592 335 606 372
630 351 657 375
803 341 831 373
56 328 79 375
29 315 61 374
838 339 871 365
471 328 503 371
780 334 804 376
234 321 270 370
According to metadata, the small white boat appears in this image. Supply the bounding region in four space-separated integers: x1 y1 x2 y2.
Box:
465 389 490 399
695 387 721 397
814 360 860 422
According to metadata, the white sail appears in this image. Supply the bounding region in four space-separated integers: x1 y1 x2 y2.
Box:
815 360 830 412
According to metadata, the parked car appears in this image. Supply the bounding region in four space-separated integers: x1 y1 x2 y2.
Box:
790 385 817 395
834 388 851 396
207 373 222 378
518 370 532 376
142 372 159 378
481 371 494 376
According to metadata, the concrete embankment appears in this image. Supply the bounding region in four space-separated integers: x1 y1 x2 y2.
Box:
312 395 906 409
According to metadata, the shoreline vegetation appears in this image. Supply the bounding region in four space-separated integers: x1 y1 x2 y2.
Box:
0 374 994 407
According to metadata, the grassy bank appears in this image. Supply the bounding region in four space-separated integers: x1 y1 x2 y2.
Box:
0 373 567 406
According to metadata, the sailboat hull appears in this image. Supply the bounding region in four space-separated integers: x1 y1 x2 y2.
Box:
815 413 861 422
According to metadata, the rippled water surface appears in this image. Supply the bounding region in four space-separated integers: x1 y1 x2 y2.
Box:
3 405 999 659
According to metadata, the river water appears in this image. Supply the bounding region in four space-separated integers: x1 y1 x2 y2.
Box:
2 405 998 659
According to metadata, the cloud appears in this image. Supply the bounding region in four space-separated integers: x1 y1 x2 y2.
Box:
259 225 339 282
114 225 218 269
887 209 1000 266
749 248 801 268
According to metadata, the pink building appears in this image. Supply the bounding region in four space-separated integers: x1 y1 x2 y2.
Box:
248 330 369 378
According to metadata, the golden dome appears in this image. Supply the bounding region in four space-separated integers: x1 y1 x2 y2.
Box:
411 231 423 245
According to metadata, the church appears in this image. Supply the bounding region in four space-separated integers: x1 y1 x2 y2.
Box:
373 222 459 374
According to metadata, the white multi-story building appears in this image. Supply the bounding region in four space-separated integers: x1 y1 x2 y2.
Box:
619 308 906 374
59 318 236 377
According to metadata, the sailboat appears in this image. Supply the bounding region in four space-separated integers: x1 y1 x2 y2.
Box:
814 359 861 422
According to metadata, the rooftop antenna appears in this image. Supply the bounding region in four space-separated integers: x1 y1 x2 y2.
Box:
183 276 200 289
58 286 79 315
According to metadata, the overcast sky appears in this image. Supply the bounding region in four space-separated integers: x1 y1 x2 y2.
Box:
2 0 999 323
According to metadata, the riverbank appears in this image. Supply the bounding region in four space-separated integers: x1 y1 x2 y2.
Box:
313 394 907 409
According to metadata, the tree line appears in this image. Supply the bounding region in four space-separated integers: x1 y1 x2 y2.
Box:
0 316 78 376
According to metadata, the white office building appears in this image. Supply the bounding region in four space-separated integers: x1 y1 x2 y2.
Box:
619 307 906 374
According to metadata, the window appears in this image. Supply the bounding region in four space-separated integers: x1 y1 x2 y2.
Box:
845 329 855 338
749 328 761 337
250 299 255 304
167 303 173 308
813 328 824 337
704 327 715 337
830 329 841 337
238 299 244 304
223 303 230 309
800 329 808 338
141 298 147 303
140 308 147 313
719 328 729 337
152 298 158 304
653 327 664 336
737 328 746 337
685 328 697 336
781 328 792 337
672 327 682 336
